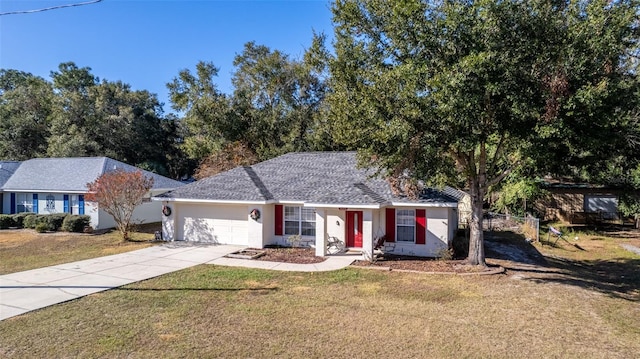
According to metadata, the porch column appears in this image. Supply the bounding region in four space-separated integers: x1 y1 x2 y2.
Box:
247 204 264 248
362 209 374 260
161 201 175 241
315 209 327 257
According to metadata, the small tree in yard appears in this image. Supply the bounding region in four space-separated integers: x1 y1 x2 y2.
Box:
85 169 154 241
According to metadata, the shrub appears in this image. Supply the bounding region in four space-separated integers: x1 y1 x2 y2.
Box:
287 234 302 248
436 247 454 260
452 229 469 259
23 214 39 229
35 222 49 233
62 215 91 233
46 213 68 232
12 212 31 228
0 214 15 229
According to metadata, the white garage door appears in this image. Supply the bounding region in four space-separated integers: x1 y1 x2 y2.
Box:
178 204 248 245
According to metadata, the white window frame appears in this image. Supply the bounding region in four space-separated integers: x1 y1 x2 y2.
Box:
16 193 34 213
396 209 415 243
45 194 56 212
71 195 80 215
284 206 316 237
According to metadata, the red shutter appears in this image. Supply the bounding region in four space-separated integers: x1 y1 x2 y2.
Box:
275 205 283 235
416 209 426 245
385 208 395 242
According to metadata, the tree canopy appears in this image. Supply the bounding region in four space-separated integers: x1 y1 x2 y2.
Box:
0 62 187 178
167 41 340 176
327 0 640 265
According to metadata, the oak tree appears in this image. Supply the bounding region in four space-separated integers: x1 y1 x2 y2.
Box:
327 0 639 265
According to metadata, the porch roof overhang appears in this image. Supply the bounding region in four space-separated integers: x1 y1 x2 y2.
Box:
390 201 458 208
2 189 87 194
302 202 382 209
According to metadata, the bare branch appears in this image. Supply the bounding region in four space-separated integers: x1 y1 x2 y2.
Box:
488 133 507 177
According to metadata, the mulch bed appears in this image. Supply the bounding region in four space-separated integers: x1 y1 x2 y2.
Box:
250 246 497 273
253 247 326 264
352 254 495 273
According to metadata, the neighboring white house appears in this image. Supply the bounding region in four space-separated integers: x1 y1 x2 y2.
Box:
0 161 21 215
0 157 184 230
153 152 460 258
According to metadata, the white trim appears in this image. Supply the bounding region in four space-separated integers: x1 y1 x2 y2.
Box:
396 208 416 243
303 203 381 209
283 205 317 237
4 189 86 194
390 202 458 208
276 200 306 205
151 197 271 205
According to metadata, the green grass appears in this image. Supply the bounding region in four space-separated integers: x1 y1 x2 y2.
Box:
0 225 157 274
1 227 639 358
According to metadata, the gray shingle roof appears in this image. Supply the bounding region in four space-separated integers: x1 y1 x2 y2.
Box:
1 157 184 192
0 161 21 188
157 152 459 207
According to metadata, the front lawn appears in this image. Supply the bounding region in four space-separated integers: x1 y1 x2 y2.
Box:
1 227 639 358
0 225 158 275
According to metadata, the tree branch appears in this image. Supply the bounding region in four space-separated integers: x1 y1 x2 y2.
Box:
487 164 518 188
488 133 507 177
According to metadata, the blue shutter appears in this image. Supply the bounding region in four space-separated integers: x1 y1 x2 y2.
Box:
63 195 69 213
79 195 85 215
10 193 16 214
32 194 38 213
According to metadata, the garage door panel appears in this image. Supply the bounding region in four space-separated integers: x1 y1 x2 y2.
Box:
178 204 248 245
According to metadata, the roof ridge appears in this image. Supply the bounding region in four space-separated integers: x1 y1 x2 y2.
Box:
353 182 387 204
100 157 109 175
243 166 274 201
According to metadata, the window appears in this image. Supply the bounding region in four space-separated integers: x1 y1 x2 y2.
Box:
70 195 80 215
396 209 415 242
284 206 316 236
16 193 33 213
46 195 56 211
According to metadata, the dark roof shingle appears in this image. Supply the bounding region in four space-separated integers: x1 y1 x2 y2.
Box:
158 152 458 207
0 161 21 188
1 157 184 192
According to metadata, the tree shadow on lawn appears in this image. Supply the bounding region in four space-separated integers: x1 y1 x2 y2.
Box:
534 256 640 301
484 232 640 302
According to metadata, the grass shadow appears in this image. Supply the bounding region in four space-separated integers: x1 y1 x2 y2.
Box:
526 256 640 301
484 230 640 301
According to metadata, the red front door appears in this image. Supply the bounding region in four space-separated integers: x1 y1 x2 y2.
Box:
346 211 363 248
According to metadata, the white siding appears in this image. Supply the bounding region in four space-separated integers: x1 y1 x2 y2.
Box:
326 209 345 242
95 206 113 230
261 205 275 246
382 206 451 257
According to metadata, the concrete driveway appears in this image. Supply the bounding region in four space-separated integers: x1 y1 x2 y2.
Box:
0 243 359 321
0 243 243 321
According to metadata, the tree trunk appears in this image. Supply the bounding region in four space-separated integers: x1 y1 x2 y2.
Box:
467 178 486 266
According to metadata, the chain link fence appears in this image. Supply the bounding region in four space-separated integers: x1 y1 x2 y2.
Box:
482 212 540 242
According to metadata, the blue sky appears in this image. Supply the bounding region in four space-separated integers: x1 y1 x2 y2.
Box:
0 0 334 113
